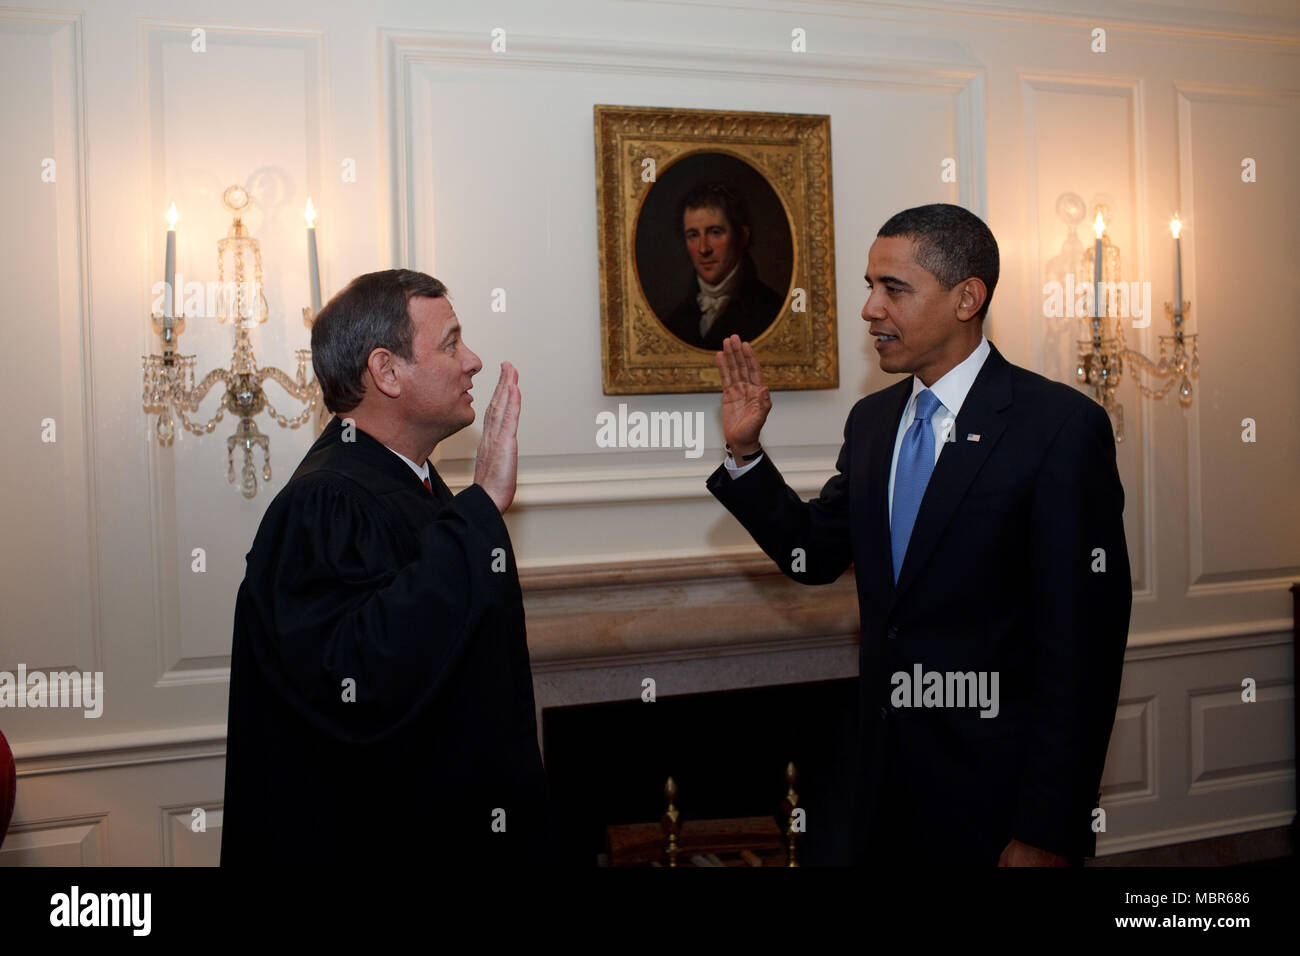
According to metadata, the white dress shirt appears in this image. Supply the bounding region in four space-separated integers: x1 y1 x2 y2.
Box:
886 335 989 525
384 444 431 486
696 260 743 338
725 337 992 529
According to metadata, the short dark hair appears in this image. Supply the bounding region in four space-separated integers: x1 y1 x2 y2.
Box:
679 182 751 243
877 204 999 321
310 269 447 414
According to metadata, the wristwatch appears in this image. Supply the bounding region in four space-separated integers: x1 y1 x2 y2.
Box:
725 444 763 462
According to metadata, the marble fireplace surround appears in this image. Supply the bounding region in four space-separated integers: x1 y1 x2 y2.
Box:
521 553 863 734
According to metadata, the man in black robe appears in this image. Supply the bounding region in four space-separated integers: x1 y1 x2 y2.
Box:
221 269 551 866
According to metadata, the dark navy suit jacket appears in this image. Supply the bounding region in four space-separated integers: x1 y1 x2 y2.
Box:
708 341 1131 863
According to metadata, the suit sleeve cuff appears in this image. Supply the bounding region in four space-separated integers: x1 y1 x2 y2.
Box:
723 453 764 479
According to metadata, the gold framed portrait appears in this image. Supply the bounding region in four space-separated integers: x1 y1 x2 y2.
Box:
595 105 839 395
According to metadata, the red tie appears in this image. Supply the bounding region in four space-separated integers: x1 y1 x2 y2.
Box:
422 476 434 495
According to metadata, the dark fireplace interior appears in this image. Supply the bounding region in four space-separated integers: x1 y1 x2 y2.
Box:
541 677 861 866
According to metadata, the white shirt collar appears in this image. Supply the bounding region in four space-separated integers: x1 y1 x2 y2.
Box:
909 335 991 421
696 259 742 296
384 444 430 484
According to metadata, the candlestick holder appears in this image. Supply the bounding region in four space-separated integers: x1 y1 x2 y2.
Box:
1074 207 1200 443
1124 302 1199 406
302 305 333 434
142 184 324 498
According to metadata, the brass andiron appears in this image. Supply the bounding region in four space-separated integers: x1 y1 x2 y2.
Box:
780 762 800 867
661 776 681 867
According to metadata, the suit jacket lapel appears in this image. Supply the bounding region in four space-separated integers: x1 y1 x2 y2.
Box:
861 380 912 610
892 343 1014 605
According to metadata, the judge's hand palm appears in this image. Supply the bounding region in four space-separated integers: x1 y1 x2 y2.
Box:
474 363 520 514
716 336 771 453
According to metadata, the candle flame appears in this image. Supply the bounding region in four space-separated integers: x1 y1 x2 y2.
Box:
1092 211 1105 240
166 202 178 230
304 197 317 228
1170 215 1182 239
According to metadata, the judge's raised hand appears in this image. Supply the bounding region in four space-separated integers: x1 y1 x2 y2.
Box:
473 362 520 514
716 335 771 460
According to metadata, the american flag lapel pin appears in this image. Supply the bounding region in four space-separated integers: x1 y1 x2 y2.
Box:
966 433 981 442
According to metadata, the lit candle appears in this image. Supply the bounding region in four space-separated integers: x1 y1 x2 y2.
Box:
165 202 178 318
1092 211 1105 330
305 197 322 315
1170 215 1183 320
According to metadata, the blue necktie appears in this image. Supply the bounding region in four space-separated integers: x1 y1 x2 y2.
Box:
891 389 943 582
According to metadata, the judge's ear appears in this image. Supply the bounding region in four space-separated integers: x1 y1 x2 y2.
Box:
365 347 403 400
955 278 989 323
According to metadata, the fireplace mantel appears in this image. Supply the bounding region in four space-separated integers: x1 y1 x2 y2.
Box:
520 552 861 670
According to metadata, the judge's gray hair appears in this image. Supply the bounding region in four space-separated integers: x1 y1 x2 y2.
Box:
311 269 447 413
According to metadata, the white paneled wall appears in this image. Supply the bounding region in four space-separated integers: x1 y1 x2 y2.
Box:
0 0 1295 864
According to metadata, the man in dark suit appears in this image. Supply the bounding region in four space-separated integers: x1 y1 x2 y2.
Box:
707 203 1131 866
661 182 784 351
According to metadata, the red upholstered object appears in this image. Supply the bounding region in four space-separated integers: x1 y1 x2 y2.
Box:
0 727 15 848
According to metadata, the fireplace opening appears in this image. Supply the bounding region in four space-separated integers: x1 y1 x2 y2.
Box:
541 677 861 866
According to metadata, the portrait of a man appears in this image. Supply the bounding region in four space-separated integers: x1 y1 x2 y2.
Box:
660 183 785 350
633 152 794 352
597 107 837 393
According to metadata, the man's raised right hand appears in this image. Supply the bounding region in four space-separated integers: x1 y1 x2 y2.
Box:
716 335 772 460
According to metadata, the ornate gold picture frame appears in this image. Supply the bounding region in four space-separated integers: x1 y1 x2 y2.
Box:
595 105 838 394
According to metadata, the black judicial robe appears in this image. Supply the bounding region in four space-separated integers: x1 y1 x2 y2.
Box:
220 415 551 865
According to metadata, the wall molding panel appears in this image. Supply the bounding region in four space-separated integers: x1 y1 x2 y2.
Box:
161 802 223 866
0 814 108 867
385 28 986 522
1176 82 1300 598
384 29 988 268
1019 71 1156 602
136 19 331 687
0 9 102 690
1101 695 1157 803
